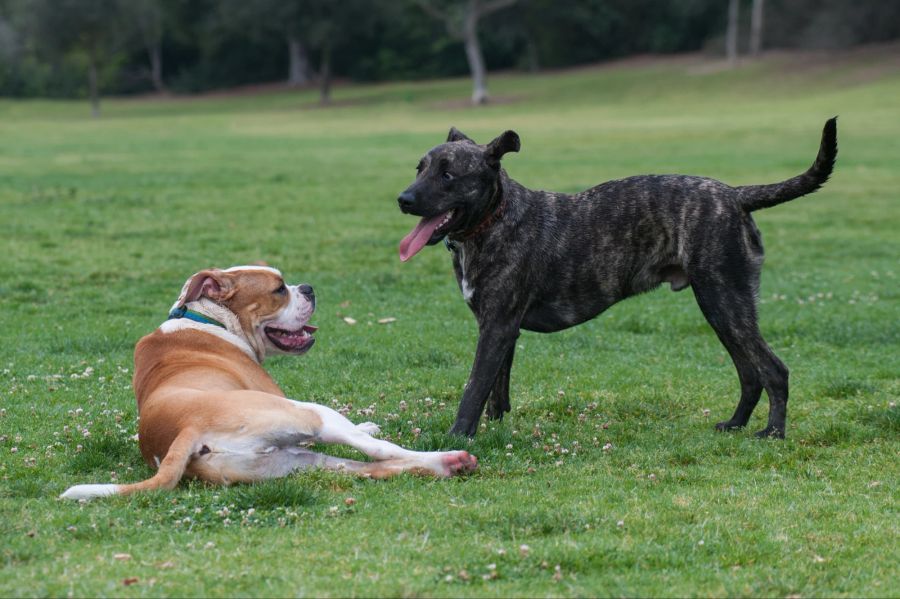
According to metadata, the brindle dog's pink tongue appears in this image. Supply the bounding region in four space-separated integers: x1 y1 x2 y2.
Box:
399 214 445 262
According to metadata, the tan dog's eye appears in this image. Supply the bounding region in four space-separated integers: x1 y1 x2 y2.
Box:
274 284 287 295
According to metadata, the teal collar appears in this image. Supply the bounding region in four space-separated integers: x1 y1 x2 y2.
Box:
167 306 226 329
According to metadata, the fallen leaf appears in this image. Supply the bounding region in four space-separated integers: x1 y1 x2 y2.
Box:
343 317 357 325
113 553 132 561
122 577 139 586
377 317 397 324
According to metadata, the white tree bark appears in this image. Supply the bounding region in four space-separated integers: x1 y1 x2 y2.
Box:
417 0 517 106
88 57 100 118
462 6 488 105
726 0 739 65
149 42 164 92
750 0 764 56
287 36 311 86
319 41 332 105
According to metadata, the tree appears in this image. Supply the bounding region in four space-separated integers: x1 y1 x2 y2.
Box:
217 0 311 88
217 0 369 104
24 0 125 116
286 35 311 87
750 0 764 56
416 0 518 105
120 0 166 92
725 0 739 65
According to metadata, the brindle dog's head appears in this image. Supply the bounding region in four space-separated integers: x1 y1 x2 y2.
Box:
397 127 519 261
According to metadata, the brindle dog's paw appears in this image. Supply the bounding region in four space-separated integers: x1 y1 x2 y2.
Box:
754 426 785 439
485 399 510 421
449 420 478 438
714 419 745 432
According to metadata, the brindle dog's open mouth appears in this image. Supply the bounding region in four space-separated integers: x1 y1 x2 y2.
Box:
265 325 317 353
399 209 459 261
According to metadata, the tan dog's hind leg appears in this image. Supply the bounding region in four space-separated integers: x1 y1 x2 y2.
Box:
191 399 477 482
60 428 200 501
210 447 460 480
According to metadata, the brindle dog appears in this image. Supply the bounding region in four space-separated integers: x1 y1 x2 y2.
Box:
397 119 837 439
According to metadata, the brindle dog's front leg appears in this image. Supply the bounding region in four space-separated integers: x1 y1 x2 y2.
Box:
485 345 515 421
450 323 520 437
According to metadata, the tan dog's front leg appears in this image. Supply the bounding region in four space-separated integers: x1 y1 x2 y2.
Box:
293 402 477 477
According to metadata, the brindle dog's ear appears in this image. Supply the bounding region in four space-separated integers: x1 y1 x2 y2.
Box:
485 130 520 168
175 269 235 307
447 126 474 143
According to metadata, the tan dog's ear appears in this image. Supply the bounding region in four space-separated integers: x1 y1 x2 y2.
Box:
175 269 234 307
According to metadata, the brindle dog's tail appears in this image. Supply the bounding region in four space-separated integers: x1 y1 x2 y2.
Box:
736 117 837 212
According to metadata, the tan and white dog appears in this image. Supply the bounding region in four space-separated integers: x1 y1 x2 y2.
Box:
61 265 477 500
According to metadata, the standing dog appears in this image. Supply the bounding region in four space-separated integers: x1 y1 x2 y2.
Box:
61 265 476 500
397 119 837 438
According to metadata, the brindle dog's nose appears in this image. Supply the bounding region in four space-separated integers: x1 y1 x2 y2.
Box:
398 191 415 211
298 284 315 308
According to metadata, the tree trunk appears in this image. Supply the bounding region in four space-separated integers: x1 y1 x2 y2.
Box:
319 42 332 105
287 36 311 87
463 4 488 105
525 35 540 73
726 0 739 66
87 56 100 118
750 0 764 56
149 42 165 92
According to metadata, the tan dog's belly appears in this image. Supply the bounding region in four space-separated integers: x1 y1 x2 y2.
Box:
139 388 322 483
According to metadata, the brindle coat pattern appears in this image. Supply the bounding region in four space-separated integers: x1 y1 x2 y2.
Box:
397 119 838 438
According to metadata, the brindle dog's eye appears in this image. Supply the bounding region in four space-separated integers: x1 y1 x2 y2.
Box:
416 161 424 173
442 171 454 181
274 284 287 295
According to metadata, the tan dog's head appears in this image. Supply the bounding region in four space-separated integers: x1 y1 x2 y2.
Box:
173 265 317 358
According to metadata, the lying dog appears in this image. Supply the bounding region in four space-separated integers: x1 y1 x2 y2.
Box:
61 265 476 500
397 119 837 439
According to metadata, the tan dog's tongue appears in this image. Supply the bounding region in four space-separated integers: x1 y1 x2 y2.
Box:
399 213 447 262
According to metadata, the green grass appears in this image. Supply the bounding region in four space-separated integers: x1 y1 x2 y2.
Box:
1 50 898 597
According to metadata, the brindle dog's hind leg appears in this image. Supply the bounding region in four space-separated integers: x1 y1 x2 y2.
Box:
690 273 789 439
486 346 514 420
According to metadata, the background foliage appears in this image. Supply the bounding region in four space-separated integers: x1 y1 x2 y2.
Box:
1 0 899 99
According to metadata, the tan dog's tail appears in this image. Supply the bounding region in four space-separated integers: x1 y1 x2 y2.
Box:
60 429 199 501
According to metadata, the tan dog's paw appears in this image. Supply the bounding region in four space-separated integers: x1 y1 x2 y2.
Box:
356 422 381 436
438 450 478 477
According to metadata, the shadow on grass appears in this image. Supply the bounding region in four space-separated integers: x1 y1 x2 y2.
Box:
818 375 877 399
67 433 141 475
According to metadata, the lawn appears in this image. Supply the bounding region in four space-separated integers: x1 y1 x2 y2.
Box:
0 48 898 597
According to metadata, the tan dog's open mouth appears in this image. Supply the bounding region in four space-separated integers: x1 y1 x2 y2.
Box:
265 325 317 353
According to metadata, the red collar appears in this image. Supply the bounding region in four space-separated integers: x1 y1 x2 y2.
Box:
458 193 507 241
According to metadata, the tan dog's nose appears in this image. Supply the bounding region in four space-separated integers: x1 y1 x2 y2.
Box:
298 284 315 308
